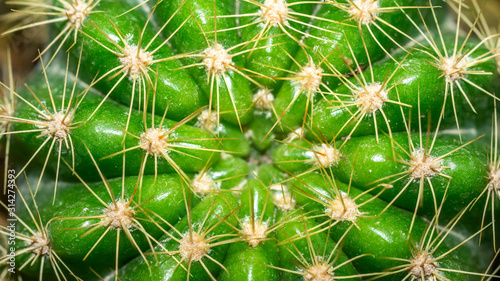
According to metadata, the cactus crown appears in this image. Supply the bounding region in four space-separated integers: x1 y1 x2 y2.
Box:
0 0 499 280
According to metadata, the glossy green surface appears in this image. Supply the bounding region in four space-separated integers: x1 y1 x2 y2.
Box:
248 110 275 151
199 120 251 157
334 133 489 227
239 0 317 90
116 194 238 281
153 0 254 125
56 0 208 121
12 68 220 182
208 156 248 190
49 174 193 277
218 240 279 281
308 42 497 140
290 173 485 280
275 210 360 281
273 0 428 129
218 180 279 281
308 51 446 140
272 139 327 172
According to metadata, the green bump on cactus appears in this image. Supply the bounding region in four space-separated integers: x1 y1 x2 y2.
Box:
0 0 500 280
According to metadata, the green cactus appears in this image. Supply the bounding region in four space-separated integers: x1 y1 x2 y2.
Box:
0 0 499 280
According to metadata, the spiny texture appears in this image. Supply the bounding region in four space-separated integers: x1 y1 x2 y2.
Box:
0 0 499 280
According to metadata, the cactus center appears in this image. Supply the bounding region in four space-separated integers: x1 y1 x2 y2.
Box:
29 232 51 256
440 55 467 83
354 83 387 114
325 196 361 222
315 144 341 168
104 199 135 229
65 1 90 29
179 233 210 262
241 220 268 247
409 252 437 280
139 128 169 157
120 45 152 77
203 44 233 75
271 184 296 210
304 262 334 281
44 112 71 140
298 63 323 91
409 150 442 180
348 0 379 25
260 0 289 26
488 166 500 192
253 88 274 111
192 172 218 195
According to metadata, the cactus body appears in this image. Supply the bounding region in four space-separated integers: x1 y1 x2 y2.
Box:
0 0 499 280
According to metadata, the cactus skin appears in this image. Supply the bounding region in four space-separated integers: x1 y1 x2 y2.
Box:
0 0 499 281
